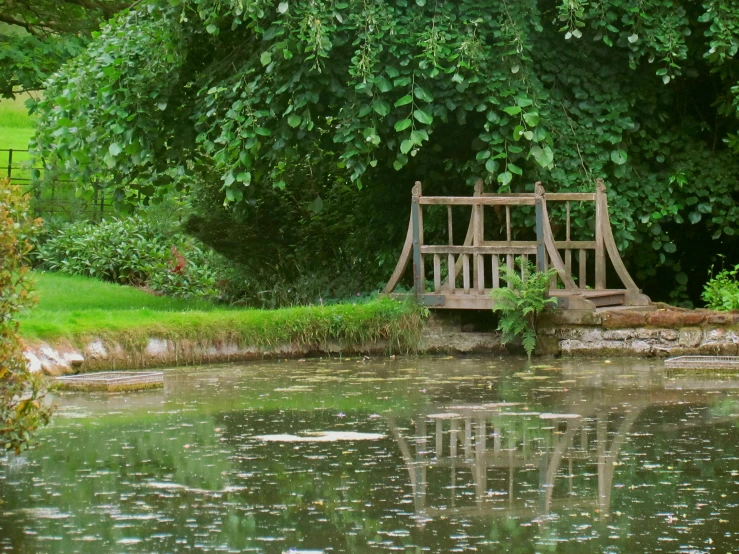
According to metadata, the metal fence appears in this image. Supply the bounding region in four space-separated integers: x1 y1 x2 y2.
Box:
1 148 112 221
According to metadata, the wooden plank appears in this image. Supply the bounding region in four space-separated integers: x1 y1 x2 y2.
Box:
566 201 571 241
536 182 578 290
481 192 534 198
482 240 596 250
463 254 470 294
476 253 485 294
447 254 455 292
492 255 500 289
579 249 586 288
547 193 596 201
433 254 441 293
506 254 514 287
595 179 648 305
447 205 453 246
419 196 536 206
410 294 492 310
421 245 536 255
384 214 413 293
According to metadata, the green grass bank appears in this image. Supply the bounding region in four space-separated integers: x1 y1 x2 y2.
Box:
22 273 427 373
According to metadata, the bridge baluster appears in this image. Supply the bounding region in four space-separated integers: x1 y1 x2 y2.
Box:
447 254 456 292
433 254 441 293
476 254 484 294
579 249 587 288
462 254 470 294
491 255 500 289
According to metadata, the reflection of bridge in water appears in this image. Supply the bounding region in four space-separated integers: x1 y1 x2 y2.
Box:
388 367 739 521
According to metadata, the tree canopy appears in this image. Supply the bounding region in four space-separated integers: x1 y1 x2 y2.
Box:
32 0 739 303
0 0 128 98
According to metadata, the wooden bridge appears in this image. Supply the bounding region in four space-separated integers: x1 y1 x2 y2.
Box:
385 179 650 311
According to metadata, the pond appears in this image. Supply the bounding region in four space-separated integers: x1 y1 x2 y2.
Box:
2 356 739 553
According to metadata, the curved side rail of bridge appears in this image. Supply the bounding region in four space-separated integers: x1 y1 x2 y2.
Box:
384 179 650 311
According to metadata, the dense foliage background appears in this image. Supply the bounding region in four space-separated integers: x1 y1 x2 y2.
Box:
30 0 739 305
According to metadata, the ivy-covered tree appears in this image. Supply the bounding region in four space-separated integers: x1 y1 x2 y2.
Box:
32 0 739 304
0 0 128 98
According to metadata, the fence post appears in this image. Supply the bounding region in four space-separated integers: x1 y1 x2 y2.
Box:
7 149 12 180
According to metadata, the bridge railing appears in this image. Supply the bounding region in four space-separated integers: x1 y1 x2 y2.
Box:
385 179 649 310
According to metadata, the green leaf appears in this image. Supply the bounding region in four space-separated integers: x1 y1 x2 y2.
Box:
413 86 433 103
373 99 391 117
503 106 522 116
287 114 302 127
278 2 289 13
610 149 627 165
394 95 413 107
394 118 412 132
485 158 498 174
260 51 272 66
400 139 413 154
523 112 540 127
498 171 513 187
688 211 701 224
108 142 122 156
413 109 433 125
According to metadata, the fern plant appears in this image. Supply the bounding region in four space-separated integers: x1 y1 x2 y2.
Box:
490 258 559 360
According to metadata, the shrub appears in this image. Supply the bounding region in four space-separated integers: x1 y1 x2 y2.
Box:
702 265 739 311
0 179 52 454
35 216 219 299
490 258 558 360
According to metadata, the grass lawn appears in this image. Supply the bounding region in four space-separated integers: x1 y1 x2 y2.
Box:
21 272 425 352
32 271 219 312
0 97 36 180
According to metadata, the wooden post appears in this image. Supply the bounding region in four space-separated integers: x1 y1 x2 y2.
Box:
473 180 483 293
411 181 424 298
7 149 12 180
535 183 546 272
565 200 572 276
595 180 606 290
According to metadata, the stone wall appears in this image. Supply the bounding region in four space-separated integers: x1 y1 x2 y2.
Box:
538 305 739 357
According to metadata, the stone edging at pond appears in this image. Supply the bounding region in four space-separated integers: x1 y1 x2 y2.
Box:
24 325 508 376
23 304 739 375
538 305 739 357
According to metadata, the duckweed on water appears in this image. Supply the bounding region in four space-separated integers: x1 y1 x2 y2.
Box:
4 357 739 552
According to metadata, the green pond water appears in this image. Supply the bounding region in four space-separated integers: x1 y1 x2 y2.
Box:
2 357 739 553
